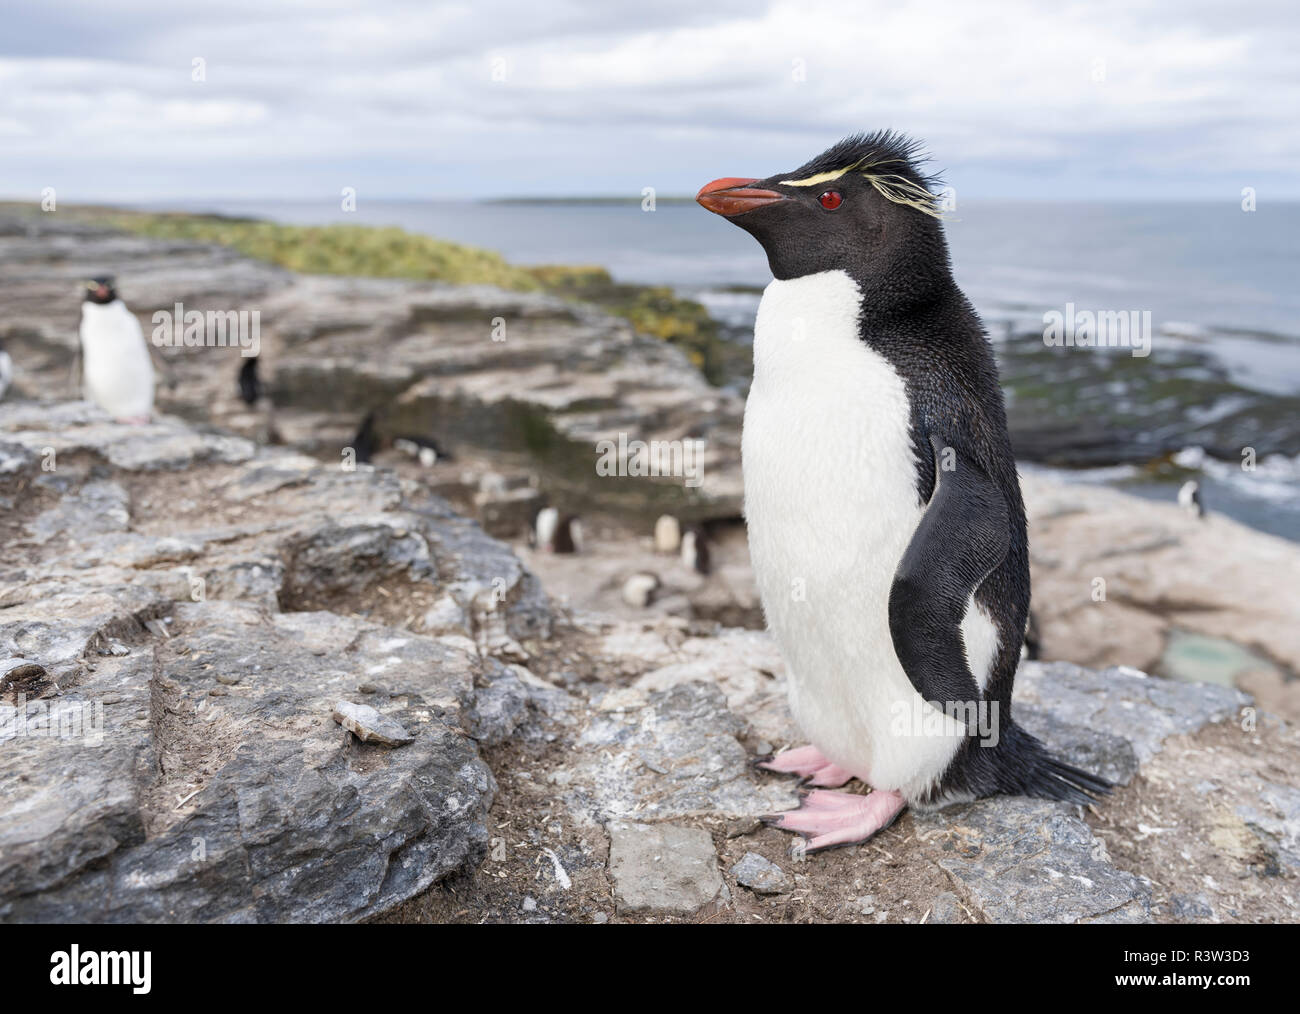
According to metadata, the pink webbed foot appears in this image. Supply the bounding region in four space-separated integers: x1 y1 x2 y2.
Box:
758 744 855 788
115 415 151 426
763 788 907 852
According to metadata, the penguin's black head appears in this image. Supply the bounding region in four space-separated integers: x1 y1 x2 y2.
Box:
697 131 952 295
84 276 117 305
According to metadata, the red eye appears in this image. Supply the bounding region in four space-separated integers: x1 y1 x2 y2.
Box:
819 190 842 210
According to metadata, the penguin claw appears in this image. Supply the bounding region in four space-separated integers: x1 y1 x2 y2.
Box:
764 788 907 853
756 744 855 788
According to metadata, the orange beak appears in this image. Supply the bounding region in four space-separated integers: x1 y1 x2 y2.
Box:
696 177 788 217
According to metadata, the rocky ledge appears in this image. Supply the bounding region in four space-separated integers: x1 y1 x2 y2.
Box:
3 406 1296 923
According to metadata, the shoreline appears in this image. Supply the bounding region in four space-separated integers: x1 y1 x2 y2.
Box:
2 202 1296 539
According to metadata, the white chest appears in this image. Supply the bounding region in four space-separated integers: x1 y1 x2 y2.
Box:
741 270 967 796
80 302 154 417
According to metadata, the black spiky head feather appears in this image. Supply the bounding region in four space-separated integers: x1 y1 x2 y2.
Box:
781 130 943 207
700 130 953 290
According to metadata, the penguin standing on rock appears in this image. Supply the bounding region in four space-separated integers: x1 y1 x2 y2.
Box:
1178 479 1206 519
697 131 1109 851
530 506 583 553
77 276 154 423
350 411 379 464
238 356 263 406
0 339 12 400
680 525 711 575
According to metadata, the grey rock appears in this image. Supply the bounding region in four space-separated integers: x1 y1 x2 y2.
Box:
0 604 496 922
928 891 964 924
730 852 790 894
332 700 415 747
558 681 798 823
1016 660 1249 766
1167 893 1216 920
1237 780 1300 868
0 218 744 524
607 821 727 915
468 661 531 746
0 407 564 922
915 797 1151 924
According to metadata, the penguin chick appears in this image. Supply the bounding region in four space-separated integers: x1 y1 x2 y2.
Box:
238 356 263 406
680 526 712 575
1178 479 1206 519
653 514 682 554
394 435 451 468
621 571 661 608
699 131 1109 852
78 276 154 423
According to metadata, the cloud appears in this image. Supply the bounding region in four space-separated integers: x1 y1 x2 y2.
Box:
1 0 1296 200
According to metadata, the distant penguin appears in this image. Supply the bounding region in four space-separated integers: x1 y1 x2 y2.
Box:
532 506 559 551
78 276 154 423
0 339 12 400
351 411 378 464
1178 479 1205 519
238 356 263 406
622 571 661 608
680 525 712 575
698 131 1109 851
552 514 583 554
653 514 682 554
394 435 451 468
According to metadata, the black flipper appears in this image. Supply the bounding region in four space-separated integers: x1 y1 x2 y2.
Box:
887 434 1009 719
888 434 1111 805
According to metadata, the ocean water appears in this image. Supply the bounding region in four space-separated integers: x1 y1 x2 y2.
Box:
144 197 1300 540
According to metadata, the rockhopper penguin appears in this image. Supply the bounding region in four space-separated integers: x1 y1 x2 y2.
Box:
78 276 154 423
1178 479 1206 519
697 132 1109 851
0 339 12 400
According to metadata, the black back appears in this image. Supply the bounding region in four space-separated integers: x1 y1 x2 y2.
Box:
238 356 262 405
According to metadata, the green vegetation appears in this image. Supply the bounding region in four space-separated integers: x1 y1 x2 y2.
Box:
92 211 544 290
70 208 735 385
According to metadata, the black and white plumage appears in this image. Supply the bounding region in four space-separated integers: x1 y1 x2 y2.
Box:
699 132 1108 848
621 571 661 608
393 435 451 468
78 276 154 422
238 356 263 406
531 506 582 553
1178 479 1206 519
0 340 12 400
350 411 379 464
680 525 711 575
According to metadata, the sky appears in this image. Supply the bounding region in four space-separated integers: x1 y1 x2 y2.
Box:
1 0 1297 202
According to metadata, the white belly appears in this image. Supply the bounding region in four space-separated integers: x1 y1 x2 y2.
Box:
743 270 969 800
81 302 154 419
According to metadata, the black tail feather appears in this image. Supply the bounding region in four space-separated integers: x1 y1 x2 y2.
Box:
995 720 1112 806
